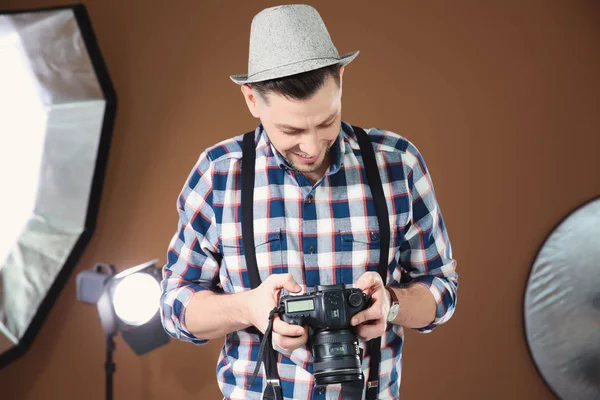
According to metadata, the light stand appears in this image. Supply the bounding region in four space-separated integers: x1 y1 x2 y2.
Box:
105 333 116 400
76 260 170 400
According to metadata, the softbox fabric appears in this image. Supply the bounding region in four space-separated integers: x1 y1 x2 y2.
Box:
524 197 600 399
0 5 115 366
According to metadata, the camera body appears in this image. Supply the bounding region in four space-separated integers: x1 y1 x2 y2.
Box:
279 283 371 330
278 283 372 386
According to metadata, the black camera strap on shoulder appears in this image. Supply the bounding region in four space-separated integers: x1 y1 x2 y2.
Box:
241 126 390 400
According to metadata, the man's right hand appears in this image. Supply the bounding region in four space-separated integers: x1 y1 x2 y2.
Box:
248 273 309 353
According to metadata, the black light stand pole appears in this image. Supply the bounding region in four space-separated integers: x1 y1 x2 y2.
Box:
105 333 116 400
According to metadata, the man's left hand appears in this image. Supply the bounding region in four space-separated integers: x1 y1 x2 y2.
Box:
350 271 391 341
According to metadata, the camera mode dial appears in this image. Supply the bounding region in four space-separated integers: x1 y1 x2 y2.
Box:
348 292 363 307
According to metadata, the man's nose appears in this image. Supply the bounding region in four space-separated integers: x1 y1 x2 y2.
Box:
298 133 320 156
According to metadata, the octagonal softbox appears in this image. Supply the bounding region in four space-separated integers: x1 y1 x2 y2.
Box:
0 4 116 367
524 196 600 399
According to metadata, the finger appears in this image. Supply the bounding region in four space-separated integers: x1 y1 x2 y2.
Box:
268 273 302 293
272 316 306 337
351 306 383 326
354 272 380 293
272 330 308 352
356 322 385 342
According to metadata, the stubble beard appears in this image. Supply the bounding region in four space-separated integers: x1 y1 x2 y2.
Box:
284 141 335 174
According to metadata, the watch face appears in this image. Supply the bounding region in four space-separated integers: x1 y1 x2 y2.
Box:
387 303 400 322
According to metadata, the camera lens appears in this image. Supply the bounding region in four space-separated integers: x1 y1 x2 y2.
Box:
310 329 363 385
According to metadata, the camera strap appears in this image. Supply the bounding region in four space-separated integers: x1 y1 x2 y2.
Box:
247 306 284 400
241 125 390 400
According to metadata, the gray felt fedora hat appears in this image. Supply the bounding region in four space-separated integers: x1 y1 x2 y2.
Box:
230 4 359 85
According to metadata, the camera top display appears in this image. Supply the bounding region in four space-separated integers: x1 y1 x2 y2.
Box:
279 283 372 330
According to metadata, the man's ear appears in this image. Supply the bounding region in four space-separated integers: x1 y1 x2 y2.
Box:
241 84 261 118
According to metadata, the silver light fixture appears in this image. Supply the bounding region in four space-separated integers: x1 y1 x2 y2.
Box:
524 196 600 399
0 4 116 368
76 260 170 400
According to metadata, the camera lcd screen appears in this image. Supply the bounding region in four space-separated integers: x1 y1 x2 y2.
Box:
287 298 315 313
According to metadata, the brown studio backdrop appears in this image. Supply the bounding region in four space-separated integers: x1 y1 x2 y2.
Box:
1 0 599 399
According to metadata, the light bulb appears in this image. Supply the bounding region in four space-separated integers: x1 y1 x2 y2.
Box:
112 273 160 326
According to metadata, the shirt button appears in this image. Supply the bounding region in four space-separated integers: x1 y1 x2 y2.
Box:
307 194 313 203
309 245 315 254
370 231 378 241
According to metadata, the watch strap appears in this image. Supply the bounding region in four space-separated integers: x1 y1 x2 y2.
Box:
385 286 399 304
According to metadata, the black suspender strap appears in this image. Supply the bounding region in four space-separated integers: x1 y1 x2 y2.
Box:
352 126 390 286
241 131 283 400
241 126 390 400
353 125 390 400
242 131 262 289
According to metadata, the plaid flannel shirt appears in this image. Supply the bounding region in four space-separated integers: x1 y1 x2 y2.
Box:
160 121 458 400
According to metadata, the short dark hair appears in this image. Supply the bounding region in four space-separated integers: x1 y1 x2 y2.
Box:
250 64 341 104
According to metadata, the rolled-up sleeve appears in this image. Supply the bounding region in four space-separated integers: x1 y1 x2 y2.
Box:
160 152 220 344
400 142 458 333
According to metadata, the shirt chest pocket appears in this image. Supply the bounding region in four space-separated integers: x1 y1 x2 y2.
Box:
220 230 285 292
336 229 382 284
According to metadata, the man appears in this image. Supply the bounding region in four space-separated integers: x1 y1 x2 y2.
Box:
160 4 458 400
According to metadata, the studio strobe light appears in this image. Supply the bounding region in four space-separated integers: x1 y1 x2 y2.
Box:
77 260 169 400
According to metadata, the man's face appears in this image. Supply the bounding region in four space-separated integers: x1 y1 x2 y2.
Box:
242 69 343 177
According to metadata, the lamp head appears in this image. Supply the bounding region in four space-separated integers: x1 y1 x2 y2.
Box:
76 259 169 355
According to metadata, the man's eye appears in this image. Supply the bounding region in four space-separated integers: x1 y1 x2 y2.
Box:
319 120 336 129
282 122 333 135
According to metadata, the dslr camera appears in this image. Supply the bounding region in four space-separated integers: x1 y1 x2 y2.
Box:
278 283 372 386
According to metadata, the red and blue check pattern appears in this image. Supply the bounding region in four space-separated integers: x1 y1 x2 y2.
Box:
160 122 458 400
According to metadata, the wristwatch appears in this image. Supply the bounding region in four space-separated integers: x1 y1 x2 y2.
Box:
385 286 400 323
